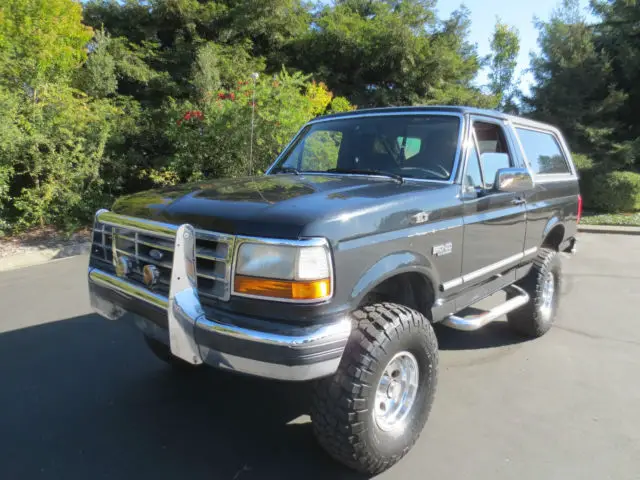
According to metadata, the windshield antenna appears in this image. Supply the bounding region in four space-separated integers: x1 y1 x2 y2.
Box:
249 72 259 176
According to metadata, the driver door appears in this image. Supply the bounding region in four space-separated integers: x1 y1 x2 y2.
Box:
460 117 527 289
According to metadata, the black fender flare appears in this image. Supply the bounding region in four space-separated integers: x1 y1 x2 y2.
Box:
349 251 439 307
542 216 565 243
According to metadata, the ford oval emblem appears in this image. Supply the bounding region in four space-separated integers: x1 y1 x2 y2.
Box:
149 249 164 261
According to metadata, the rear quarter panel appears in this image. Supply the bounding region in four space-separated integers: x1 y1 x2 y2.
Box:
524 177 579 251
506 120 580 250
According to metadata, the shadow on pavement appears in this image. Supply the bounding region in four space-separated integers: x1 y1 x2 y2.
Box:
0 314 367 480
434 321 529 351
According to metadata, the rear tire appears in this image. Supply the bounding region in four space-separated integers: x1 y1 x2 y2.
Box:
143 335 202 371
507 248 562 338
310 303 438 475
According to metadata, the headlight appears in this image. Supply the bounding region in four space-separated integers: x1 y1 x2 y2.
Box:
233 241 332 302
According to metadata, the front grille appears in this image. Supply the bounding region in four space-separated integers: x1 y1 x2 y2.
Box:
90 215 236 301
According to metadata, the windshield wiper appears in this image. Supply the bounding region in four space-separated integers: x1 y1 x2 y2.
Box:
327 168 404 183
273 167 300 175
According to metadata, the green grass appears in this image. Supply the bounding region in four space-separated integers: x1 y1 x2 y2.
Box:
581 212 640 226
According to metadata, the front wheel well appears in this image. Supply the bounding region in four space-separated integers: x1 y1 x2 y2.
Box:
360 272 434 320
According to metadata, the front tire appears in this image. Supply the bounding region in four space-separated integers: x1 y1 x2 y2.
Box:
507 247 562 338
310 303 438 475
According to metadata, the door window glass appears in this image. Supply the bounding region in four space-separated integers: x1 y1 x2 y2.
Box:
464 140 484 189
473 122 513 188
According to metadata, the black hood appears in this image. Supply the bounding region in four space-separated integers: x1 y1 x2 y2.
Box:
112 174 455 240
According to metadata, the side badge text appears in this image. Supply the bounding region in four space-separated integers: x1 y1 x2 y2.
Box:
432 242 453 257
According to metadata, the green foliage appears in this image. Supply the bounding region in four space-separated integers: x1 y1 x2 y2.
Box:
287 2 496 107
525 0 623 154
589 171 640 213
580 212 640 226
191 42 266 100
154 70 343 185
0 87 20 224
572 153 594 172
0 2 124 231
525 0 640 181
76 29 118 98
0 0 93 90
488 19 520 110
572 152 597 208
328 96 355 113
5 86 122 229
1 0 524 232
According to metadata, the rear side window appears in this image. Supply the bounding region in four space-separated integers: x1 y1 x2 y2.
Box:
516 128 570 174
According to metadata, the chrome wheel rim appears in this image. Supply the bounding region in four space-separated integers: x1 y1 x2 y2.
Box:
374 351 419 432
540 271 555 321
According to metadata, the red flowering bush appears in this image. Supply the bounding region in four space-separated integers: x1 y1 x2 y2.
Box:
158 69 353 184
176 110 204 126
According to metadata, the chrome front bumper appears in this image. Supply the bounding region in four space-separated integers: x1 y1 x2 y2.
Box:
88 223 351 381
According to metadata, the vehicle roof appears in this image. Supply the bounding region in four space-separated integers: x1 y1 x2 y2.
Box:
314 106 557 132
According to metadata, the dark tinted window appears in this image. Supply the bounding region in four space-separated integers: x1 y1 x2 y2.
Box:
516 128 570 174
274 115 461 181
474 122 511 156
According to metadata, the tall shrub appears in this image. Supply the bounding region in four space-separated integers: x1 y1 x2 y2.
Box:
148 70 353 186
589 171 640 212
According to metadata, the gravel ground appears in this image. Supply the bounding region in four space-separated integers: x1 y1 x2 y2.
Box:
0 226 90 259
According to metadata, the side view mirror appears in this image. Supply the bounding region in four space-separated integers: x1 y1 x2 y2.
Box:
480 152 510 188
494 167 534 193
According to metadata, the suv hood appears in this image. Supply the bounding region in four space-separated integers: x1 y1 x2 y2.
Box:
111 174 454 240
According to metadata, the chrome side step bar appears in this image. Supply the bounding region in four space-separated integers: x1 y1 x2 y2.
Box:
442 285 530 332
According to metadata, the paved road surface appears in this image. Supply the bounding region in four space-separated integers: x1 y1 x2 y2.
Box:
1 234 639 480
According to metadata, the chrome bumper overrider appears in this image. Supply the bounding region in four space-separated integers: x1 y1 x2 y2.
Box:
88 223 351 381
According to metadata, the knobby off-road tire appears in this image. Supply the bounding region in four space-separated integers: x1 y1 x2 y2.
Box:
310 303 438 475
143 335 202 371
507 247 562 338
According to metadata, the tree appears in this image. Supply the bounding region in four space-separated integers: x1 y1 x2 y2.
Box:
0 0 125 232
488 19 520 112
287 1 495 107
155 69 352 183
590 0 640 167
524 0 625 163
0 0 93 94
82 0 311 100
2 0 524 232
76 29 118 98
522 0 640 211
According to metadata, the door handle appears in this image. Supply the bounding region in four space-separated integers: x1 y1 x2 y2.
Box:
511 197 526 205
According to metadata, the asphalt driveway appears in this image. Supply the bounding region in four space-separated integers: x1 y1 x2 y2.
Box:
0 233 639 480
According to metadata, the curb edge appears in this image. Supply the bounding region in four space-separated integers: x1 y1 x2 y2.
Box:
578 225 640 235
0 242 91 273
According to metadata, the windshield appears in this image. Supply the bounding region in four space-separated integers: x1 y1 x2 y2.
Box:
271 115 461 181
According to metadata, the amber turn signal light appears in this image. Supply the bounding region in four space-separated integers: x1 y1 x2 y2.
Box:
234 275 331 301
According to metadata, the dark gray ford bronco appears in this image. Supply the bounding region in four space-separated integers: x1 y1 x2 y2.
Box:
88 106 580 474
